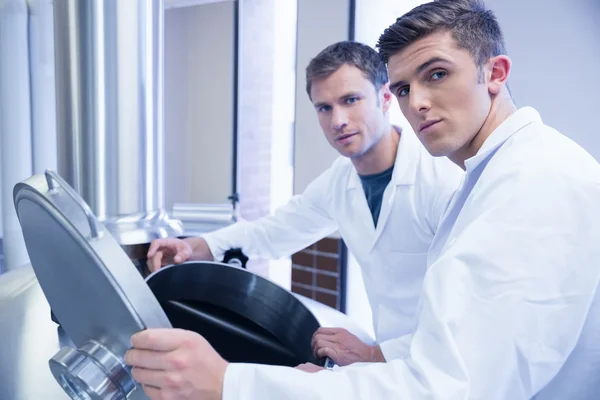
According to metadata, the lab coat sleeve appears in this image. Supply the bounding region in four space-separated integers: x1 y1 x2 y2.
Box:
221 165 600 399
378 333 412 361
201 165 339 261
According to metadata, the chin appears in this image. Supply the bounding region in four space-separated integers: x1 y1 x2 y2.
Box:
339 149 360 159
426 147 449 157
422 140 455 158
421 137 456 157
336 144 361 158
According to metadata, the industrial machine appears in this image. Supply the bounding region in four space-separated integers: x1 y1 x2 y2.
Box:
0 171 372 399
0 2 371 398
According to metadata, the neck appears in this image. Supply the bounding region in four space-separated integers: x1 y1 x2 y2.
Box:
352 125 399 175
450 94 517 169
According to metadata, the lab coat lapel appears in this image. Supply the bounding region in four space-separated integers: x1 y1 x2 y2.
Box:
427 107 544 265
346 169 376 237
427 147 499 265
370 185 395 250
370 127 418 251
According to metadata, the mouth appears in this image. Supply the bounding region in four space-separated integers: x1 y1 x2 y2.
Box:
335 132 358 141
418 120 441 133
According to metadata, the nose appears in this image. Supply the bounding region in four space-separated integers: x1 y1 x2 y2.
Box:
408 86 431 116
331 108 348 131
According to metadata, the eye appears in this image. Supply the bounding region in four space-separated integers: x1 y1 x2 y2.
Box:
345 97 359 105
430 71 447 81
318 105 332 113
397 87 410 97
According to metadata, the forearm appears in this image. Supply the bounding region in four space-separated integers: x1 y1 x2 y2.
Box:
200 200 337 261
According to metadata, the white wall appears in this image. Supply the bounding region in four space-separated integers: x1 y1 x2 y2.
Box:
487 0 600 160
355 0 427 135
268 0 298 290
163 2 235 209
293 0 351 194
0 111 2 241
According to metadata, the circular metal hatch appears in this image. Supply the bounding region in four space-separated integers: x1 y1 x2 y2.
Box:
13 171 172 400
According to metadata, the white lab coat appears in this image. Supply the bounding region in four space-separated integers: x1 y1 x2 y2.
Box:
221 107 600 399
203 127 463 360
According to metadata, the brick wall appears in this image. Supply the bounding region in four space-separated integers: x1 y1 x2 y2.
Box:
291 236 347 311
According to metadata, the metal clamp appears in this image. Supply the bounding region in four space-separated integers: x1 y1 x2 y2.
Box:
45 170 103 240
49 341 136 400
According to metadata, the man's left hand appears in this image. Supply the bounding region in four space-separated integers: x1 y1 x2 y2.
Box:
312 327 385 366
125 328 228 400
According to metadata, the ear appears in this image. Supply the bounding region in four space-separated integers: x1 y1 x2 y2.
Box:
486 55 512 95
380 82 393 113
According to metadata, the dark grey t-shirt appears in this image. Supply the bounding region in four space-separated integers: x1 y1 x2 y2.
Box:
359 165 394 227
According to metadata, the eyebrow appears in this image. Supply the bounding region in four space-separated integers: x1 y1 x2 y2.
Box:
389 56 451 93
313 92 361 109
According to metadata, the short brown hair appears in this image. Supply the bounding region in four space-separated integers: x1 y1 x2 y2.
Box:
305 41 388 100
377 0 506 68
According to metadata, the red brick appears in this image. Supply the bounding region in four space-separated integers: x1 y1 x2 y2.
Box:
291 252 314 268
291 267 314 286
316 238 339 254
292 284 314 299
316 255 338 273
315 291 338 309
316 272 338 291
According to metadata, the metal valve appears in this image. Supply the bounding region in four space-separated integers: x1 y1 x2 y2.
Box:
49 341 136 400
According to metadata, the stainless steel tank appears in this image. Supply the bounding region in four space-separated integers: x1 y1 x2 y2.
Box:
52 0 182 249
2 171 373 399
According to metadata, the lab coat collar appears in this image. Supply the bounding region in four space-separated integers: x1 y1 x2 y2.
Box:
346 126 418 190
464 106 542 172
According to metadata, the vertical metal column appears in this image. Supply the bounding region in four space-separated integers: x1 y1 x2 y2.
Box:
30 0 58 175
0 0 34 271
53 0 182 246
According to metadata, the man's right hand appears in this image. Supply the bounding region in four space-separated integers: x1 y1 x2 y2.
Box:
146 237 213 273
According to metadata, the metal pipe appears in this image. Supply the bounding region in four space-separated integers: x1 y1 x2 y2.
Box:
0 0 33 271
53 0 182 246
29 0 58 174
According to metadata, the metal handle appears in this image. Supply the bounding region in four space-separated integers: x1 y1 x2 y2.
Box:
45 170 103 239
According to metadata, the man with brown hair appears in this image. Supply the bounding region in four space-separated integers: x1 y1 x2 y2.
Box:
146 41 463 366
125 1 600 398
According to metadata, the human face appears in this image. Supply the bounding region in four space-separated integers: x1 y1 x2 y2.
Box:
310 64 392 160
387 30 494 164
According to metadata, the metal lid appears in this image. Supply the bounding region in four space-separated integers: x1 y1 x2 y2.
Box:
13 170 172 399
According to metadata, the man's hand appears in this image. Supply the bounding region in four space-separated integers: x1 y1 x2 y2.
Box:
312 327 385 366
125 328 228 400
146 237 214 272
295 363 325 373
146 238 193 272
